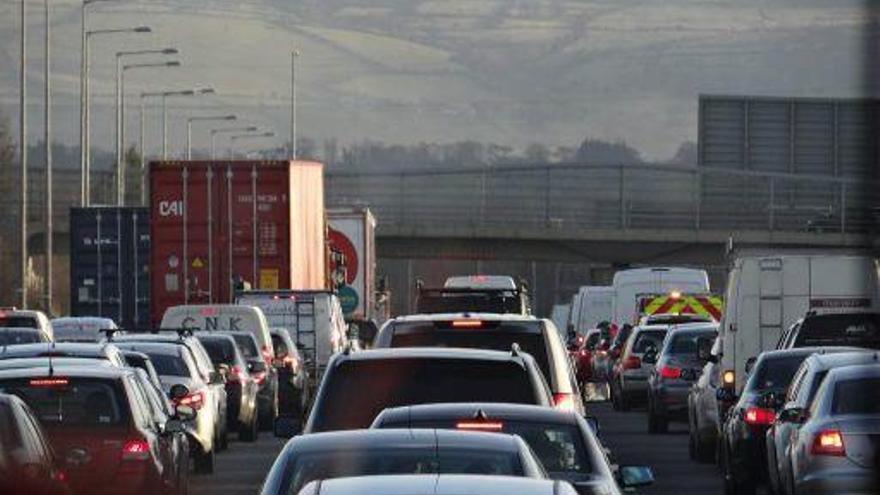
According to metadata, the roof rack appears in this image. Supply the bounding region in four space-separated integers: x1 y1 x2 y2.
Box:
111 328 195 339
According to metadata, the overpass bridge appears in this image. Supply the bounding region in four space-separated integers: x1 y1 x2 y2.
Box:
326 163 879 314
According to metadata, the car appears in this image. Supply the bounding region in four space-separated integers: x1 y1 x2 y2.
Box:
0 393 69 495
687 336 723 463
718 348 836 495
776 311 880 350
0 327 51 346
119 350 163 391
196 333 260 442
269 328 309 421
259 428 548 495
638 313 714 327
111 341 220 474
765 350 878 495
371 402 655 495
785 363 880 495
0 342 127 367
604 323 634 372
373 313 583 414
610 325 668 411
295 347 553 435
443 275 519 290
0 366 193 495
109 331 229 452
222 331 278 431
296 475 581 495
0 357 117 372
571 328 600 386
50 317 118 343
645 323 718 433
0 308 53 341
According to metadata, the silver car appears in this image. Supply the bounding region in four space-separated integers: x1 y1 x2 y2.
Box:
786 362 880 495
296 475 580 495
765 350 875 495
611 325 668 410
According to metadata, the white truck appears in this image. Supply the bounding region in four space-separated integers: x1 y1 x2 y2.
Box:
328 208 377 323
612 267 711 326
234 290 349 387
718 253 880 393
571 286 615 334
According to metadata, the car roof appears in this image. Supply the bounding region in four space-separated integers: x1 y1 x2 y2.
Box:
377 402 579 426
758 347 863 361
0 357 116 371
808 350 880 370
633 325 669 333
667 322 719 331
113 342 185 356
823 362 880 381
666 325 718 336
195 333 237 343
309 475 565 495
112 333 189 343
0 342 114 357
333 347 531 364
0 364 132 381
286 428 520 454
51 317 117 327
390 313 538 323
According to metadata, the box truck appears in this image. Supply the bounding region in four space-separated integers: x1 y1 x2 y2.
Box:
718 253 879 393
327 207 376 322
149 160 326 324
69 206 150 328
572 286 615 333
612 268 710 326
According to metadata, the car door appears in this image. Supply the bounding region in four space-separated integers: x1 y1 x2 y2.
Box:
128 375 174 490
694 361 717 431
16 403 57 494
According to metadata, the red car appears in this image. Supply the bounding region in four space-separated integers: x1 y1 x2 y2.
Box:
569 329 601 385
0 366 193 495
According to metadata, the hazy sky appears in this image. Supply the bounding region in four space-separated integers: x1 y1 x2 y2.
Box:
0 0 874 161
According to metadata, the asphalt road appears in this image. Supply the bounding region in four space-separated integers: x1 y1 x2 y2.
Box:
191 434 287 495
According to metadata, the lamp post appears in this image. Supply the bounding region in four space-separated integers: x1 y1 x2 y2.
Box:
162 87 213 159
229 131 276 159
209 126 258 160
19 0 27 307
187 115 236 160
82 26 150 206
44 0 52 312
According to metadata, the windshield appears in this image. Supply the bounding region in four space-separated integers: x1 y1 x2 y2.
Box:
311 359 538 432
795 314 880 349
666 330 717 355
749 355 810 393
632 331 666 354
231 334 259 359
832 377 880 415
0 378 126 427
0 330 44 346
199 338 237 365
140 352 191 378
0 318 38 329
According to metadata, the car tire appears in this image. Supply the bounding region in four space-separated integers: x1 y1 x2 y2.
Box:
193 446 215 475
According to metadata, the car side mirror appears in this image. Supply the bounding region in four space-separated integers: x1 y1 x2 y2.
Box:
583 415 600 436
619 466 654 488
169 384 189 401
209 371 225 385
716 387 737 403
274 414 302 439
175 404 196 421
164 418 185 434
779 407 807 424
744 357 757 375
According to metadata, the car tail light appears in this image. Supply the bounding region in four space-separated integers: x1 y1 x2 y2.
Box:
743 407 775 426
623 356 641 370
175 391 205 410
261 346 273 365
456 421 504 431
553 393 577 412
811 430 845 456
29 377 69 387
51 468 67 483
252 371 267 386
579 350 588 357
451 320 482 329
121 439 150 461
229 365 244 383
659 366 681 379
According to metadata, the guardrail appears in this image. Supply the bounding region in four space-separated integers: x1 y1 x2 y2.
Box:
326 164 879 235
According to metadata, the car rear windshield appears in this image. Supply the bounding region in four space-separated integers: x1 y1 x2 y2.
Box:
750 355 809 392
312 359 538 431
142 352 191 377
0 317 38 329
832 377 880 415
281 448 520 494
0 378 127 426
794 314 880 349
198 338 236 365
667 330 717 355
632 330 666 354
230 334 259 359
416 289 524 314
0 330 44 346
389 323 550 381
395 420 593 479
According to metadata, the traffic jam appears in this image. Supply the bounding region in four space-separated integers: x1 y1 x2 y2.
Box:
0 160 878 495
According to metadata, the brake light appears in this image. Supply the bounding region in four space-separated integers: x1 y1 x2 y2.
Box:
579 350 587 357
29 378 69 387
261 345 273 365
451 320 482 328
553 393 577 412
121 439 150 461
811 430 845 456
659 366 681 379
252 371 267 386
199 307 219 317
51 469 67 483
175 391 205 410
623 356 641 370
743 407 775 426
456 421 504 431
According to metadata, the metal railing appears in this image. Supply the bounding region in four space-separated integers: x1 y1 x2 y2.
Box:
326 164 879 236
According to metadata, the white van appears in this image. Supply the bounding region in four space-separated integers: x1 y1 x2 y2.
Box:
51 317 118 342
160 304 274 360
550 304 571 339
572 286 614 333
718 254 879 393
0 308 53 341
612 268 710 326
234 291 349 385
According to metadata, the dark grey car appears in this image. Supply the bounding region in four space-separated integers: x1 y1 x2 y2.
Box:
645 323 718 434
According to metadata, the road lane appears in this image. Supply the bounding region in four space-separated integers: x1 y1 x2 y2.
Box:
191 436 287 495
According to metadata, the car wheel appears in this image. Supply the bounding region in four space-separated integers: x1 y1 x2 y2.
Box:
194 446 215 475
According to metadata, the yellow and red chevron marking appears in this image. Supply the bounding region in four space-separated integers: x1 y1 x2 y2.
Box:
640 294 723 321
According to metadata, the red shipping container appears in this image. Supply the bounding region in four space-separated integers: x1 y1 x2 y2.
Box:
150 160 326 324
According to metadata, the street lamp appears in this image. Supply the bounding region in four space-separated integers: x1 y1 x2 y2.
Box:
161 87 213 159
187 115 236 160
209 126 258 159
117 56 179 205
80 24 150 206
229 131 276 159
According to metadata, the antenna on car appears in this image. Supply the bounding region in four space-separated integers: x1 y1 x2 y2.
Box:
473 409 489 421
510 343 521 357
46 342 54 377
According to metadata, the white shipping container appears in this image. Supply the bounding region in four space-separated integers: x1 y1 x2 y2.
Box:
328 208 377 322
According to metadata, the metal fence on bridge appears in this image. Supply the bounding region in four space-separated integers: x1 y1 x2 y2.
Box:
326 164 879 235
